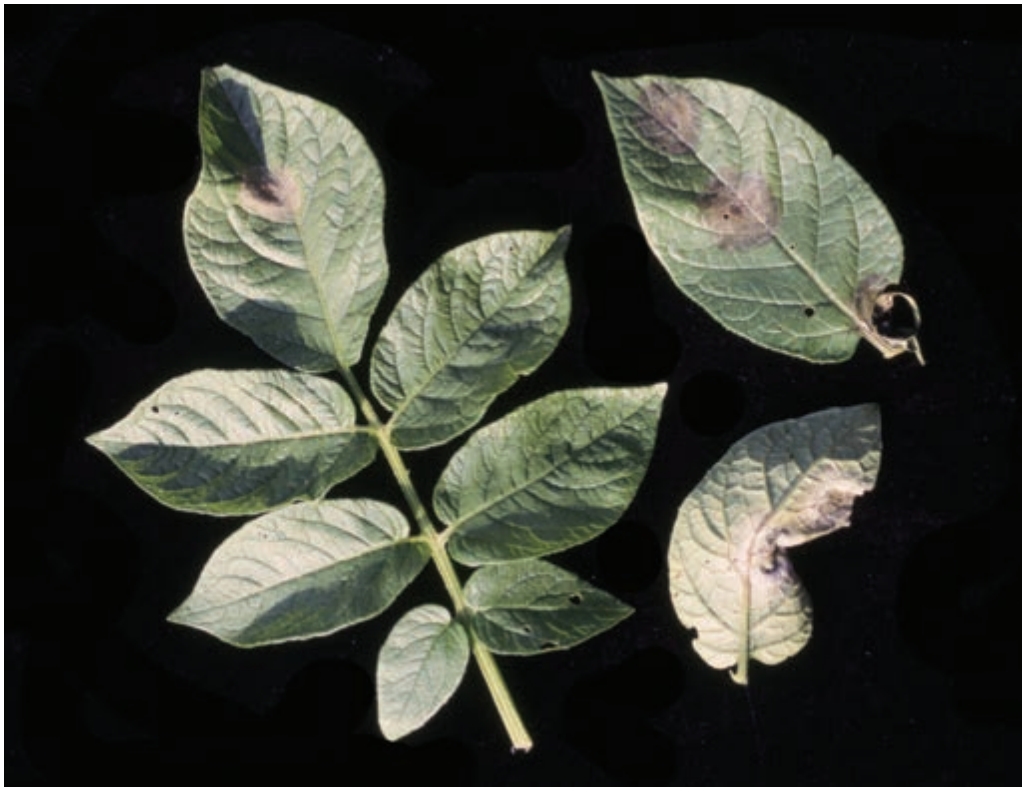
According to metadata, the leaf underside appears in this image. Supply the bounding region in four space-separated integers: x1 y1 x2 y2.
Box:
169 499 430 647
667 404 882 682
595 72 921 364
87 369 376 515
377 604 469 741
184 64 388 372
464 559 633 655
436 384 666 565
371 227 572 450
87 64 678 749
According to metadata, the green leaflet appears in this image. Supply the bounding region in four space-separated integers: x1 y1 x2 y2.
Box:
371 228 571 450
184 65 388 372
464 559 632 655
595 73 923 364
667 404 882 684
436 385 666 565
86 369 377 516
377 604 470 741
169 499 430 647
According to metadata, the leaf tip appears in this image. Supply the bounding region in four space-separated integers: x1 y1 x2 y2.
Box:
378 720 411 743
85 427 116 456
166 601 191 627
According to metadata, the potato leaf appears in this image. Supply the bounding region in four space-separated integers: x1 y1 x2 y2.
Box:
371 228 571 450
667 404 882 683
87 369 376 515
595 73 922 364
464 559 632 655
377 604 469 741
169 499 429 647
436 385 665 565
185 65 388 372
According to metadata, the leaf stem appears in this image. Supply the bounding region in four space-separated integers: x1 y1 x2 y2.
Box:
472 637 534 752
337 363 533 751
731 567 751 686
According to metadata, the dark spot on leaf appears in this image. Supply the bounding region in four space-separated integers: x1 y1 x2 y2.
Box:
150 405 160 414
239 166 301 222
521 625 532 634
632 81 701 155
568 593 583 605
698 172 779 250
804 306 816 318
243 167 282 204
539 641 558 650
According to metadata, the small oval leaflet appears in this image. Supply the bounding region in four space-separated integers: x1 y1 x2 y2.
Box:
463 559 633 655
594 72 923 364
667 404 882 684
377 604 469 741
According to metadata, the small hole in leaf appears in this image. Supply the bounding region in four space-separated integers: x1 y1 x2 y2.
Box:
540 641 558 650
803 306 815 317
569 593 583 605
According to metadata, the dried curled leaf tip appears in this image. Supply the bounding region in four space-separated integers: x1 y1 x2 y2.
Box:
856 276 925 364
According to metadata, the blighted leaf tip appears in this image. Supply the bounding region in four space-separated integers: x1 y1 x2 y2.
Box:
856 277 925 364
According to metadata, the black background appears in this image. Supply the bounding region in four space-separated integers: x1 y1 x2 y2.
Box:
6 8 1020 785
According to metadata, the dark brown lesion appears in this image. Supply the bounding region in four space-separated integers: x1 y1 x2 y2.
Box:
697 172 780 250
238 165 301 222
631 81 702 156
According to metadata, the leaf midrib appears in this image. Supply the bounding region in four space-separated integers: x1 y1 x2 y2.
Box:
102 425 373 453
175 538 421 621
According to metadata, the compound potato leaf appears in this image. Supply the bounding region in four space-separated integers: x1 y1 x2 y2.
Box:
464 559 632 655
185 65 388 372
371 228 571 450
169 499 430 647
377 604 470 741
436 385 665 565
595 73 923 364
667 404 882 683
87 369 377 516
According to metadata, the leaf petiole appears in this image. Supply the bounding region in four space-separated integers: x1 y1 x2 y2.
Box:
337 363 533 751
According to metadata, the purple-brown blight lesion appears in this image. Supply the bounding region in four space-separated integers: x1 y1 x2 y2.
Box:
697 171 781 251
631 81 703 156
239 165 303 223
